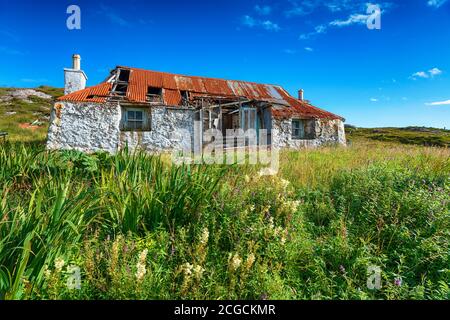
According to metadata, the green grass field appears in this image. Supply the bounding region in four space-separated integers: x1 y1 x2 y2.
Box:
0 87 449 300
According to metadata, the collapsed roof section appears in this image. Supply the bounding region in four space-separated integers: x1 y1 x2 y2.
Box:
58 66 344 120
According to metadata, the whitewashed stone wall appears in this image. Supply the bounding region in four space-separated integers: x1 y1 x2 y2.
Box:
47 102 194 154
119 107 195 152
272 117 346 149
47 101 121 153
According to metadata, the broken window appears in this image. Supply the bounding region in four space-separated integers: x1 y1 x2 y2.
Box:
121 107 151 131
292 119 305 139
118 69 130 82
292 119 315 139
146 87 163 103
112 68 130 96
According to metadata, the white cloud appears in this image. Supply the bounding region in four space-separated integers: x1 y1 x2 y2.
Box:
425 99 450 106
262 20 281 31
412 71 429 79
254 5 272 15
241 15 281 31
284 49 297 54
411 68 443 80
330 13 370 27
370 98 379 102
242 15 257 27
299 24 327 39
427 0 449 8
0 46 24 56
304 47 314 52
429 67 443 76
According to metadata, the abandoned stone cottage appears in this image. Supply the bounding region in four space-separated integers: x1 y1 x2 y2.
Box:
47 55 346 153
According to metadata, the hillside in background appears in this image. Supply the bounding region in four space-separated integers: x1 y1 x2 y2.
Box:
0 86 449 147
0 86 63 142
346 126 450 148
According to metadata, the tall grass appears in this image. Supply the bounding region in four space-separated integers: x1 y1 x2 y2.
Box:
0 141 448 300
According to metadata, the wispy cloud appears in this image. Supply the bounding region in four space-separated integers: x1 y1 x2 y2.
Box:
299 24 327 40
425 99 450 106
241 15 281 31
0 30 19 42
254 5 272 15
411 68 443 80
370 98 379 102
304 47 314 52
21 78 48 83
330 13 370 27
99 4 130 26
427 0 449 8
283 49 297 54
299 2 392 40
0 46 24 56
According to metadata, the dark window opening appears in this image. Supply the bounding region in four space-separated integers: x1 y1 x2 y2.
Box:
118 69 130 82
114 84 128 96
146 87 163 103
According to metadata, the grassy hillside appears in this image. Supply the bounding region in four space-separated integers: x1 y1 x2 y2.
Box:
0 141 449 300
346 126 450 148
0 86 63 142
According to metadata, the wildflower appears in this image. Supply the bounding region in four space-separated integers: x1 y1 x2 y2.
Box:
280 235 286 245
244 175 250 183
135 263 146 281
394 278 402 287
54 258 65 272
339 265 346 274
280 178 290 190
136 249 148 281
183 262 194 277
229 253 242 271
249 204 255 212
199 228 209 245
138 249 148 264
245 253 256 270
43 265 51 279
193 265 205 279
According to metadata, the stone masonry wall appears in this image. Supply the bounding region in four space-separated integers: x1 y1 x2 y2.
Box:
272 117 346 149
46 101 121 153
119 107 195 153
47 102 194 154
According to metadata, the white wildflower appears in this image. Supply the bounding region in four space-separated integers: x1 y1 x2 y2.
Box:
54 258 65 272
230 253 242 271
193 265 205 279
183 262 194 277
135 263 146 281
200 228 209 245
138 249 148 264
245 253 256 269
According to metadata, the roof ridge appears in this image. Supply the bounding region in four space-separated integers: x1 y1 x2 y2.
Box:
116 65 284 88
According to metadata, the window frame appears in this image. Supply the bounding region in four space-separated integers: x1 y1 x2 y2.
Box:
291 119 305 139
121 106 151 132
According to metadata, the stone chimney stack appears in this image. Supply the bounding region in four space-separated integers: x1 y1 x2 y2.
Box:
298 89 304 101
64 54 87 95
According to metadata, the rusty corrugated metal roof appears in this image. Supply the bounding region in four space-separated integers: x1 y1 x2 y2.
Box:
58 82 112 103
58 66 343 120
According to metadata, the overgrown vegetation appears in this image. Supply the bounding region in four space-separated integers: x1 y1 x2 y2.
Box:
0 141 448 300
346 126 450 148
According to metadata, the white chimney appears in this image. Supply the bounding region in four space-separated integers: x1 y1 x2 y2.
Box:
298 89 304 101
64 54 87 95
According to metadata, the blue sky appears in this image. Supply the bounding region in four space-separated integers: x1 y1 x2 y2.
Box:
0 0 449 128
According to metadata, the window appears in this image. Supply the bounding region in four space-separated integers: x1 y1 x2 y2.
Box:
121 107 151 131
292 119 305 139
146 87 163 103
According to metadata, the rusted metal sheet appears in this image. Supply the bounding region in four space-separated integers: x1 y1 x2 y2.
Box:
164 89 181 106
58 82 111 103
